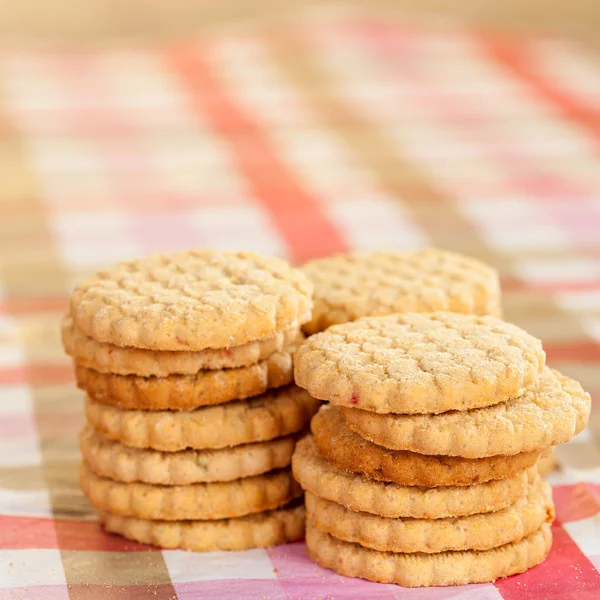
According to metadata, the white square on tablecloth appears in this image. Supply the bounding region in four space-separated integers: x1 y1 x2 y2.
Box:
556 291 600 313
563 516 600 557
0 549 66 588
0 385 34 416
162 548 276 583
0 490 54 518
391 581 503 599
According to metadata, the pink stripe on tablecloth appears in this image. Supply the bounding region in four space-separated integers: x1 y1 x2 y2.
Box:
553 483 600 525
495 524 600 599
0 586 69 600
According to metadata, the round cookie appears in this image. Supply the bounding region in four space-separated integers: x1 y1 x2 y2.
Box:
538 449 556 478
80 464 301 520
292 437 532 519
306 523 552 587
76 345 296 411
311 406 541 487
84 385 320 452
340 367 590 457
70 250 313 351
301 248 501 334
294 312 545 414
80 426 297 485
100 499 305 551
306 477 554 553
63 315 299 375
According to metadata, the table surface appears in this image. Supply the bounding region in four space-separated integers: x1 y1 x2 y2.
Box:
0 7 599 599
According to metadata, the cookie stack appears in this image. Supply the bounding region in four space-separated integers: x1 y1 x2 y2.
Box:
292 312 591 587
62 250 321 551
301 248 502 334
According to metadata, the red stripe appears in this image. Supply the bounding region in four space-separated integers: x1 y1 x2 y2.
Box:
0 296 68 315
553 483 600 525
480 35 600 145
494 523 600 599
54 517 159 551
0 515 158 551
544 341 600 363
0 515 59 549
166 45 347 263
0 364 74 386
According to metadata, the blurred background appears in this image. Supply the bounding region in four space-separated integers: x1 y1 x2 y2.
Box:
1 0 600 593
1 0 600 45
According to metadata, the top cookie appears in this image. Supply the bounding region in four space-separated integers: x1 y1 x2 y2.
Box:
70 250 313 351
301 249 501 334
294 313 545 414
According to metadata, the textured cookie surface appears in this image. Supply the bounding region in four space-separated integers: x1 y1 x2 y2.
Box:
85 385 320 451
100 500 305 551
70 250 313 350
302 248 501 334
295 312 545 414
306 523 552 587
538 449 556 478
76 345 296 410
312 406 541 486
63 315 299 375
341 367 590 457
292 437 531 519
306 477 554 553
80 426 296 485
80 465 301 520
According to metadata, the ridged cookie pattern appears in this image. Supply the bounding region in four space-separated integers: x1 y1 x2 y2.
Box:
292 437 531 519
84 386 321 451
301 248 502 334
80 426 297 485
341 367 590 457
306 477 554 553
80 464 301 520
312 406 541 486
63 315 299 375
70 250 313 350
306 523 552 587
100 501 305 551
294 312 545 414
76 346 295 410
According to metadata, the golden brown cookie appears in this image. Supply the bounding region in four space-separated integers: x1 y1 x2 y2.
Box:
312 406 541 487
70 250 313 351
340 367 590 457
100 499 305 551
63 315 299 375
301 248 501 334
538 449 556 478
292 437 532 519
306 477 554 553
80 425 297 485
76 345 296 410
294 312 545 414
84 386 320 451
80 464 301 520
306 523 552 587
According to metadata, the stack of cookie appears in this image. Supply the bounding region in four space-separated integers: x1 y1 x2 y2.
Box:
292 312 591 587
301 247 559 478
63 250 321 551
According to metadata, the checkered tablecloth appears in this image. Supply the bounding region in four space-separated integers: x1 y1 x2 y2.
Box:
1 7 599 599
